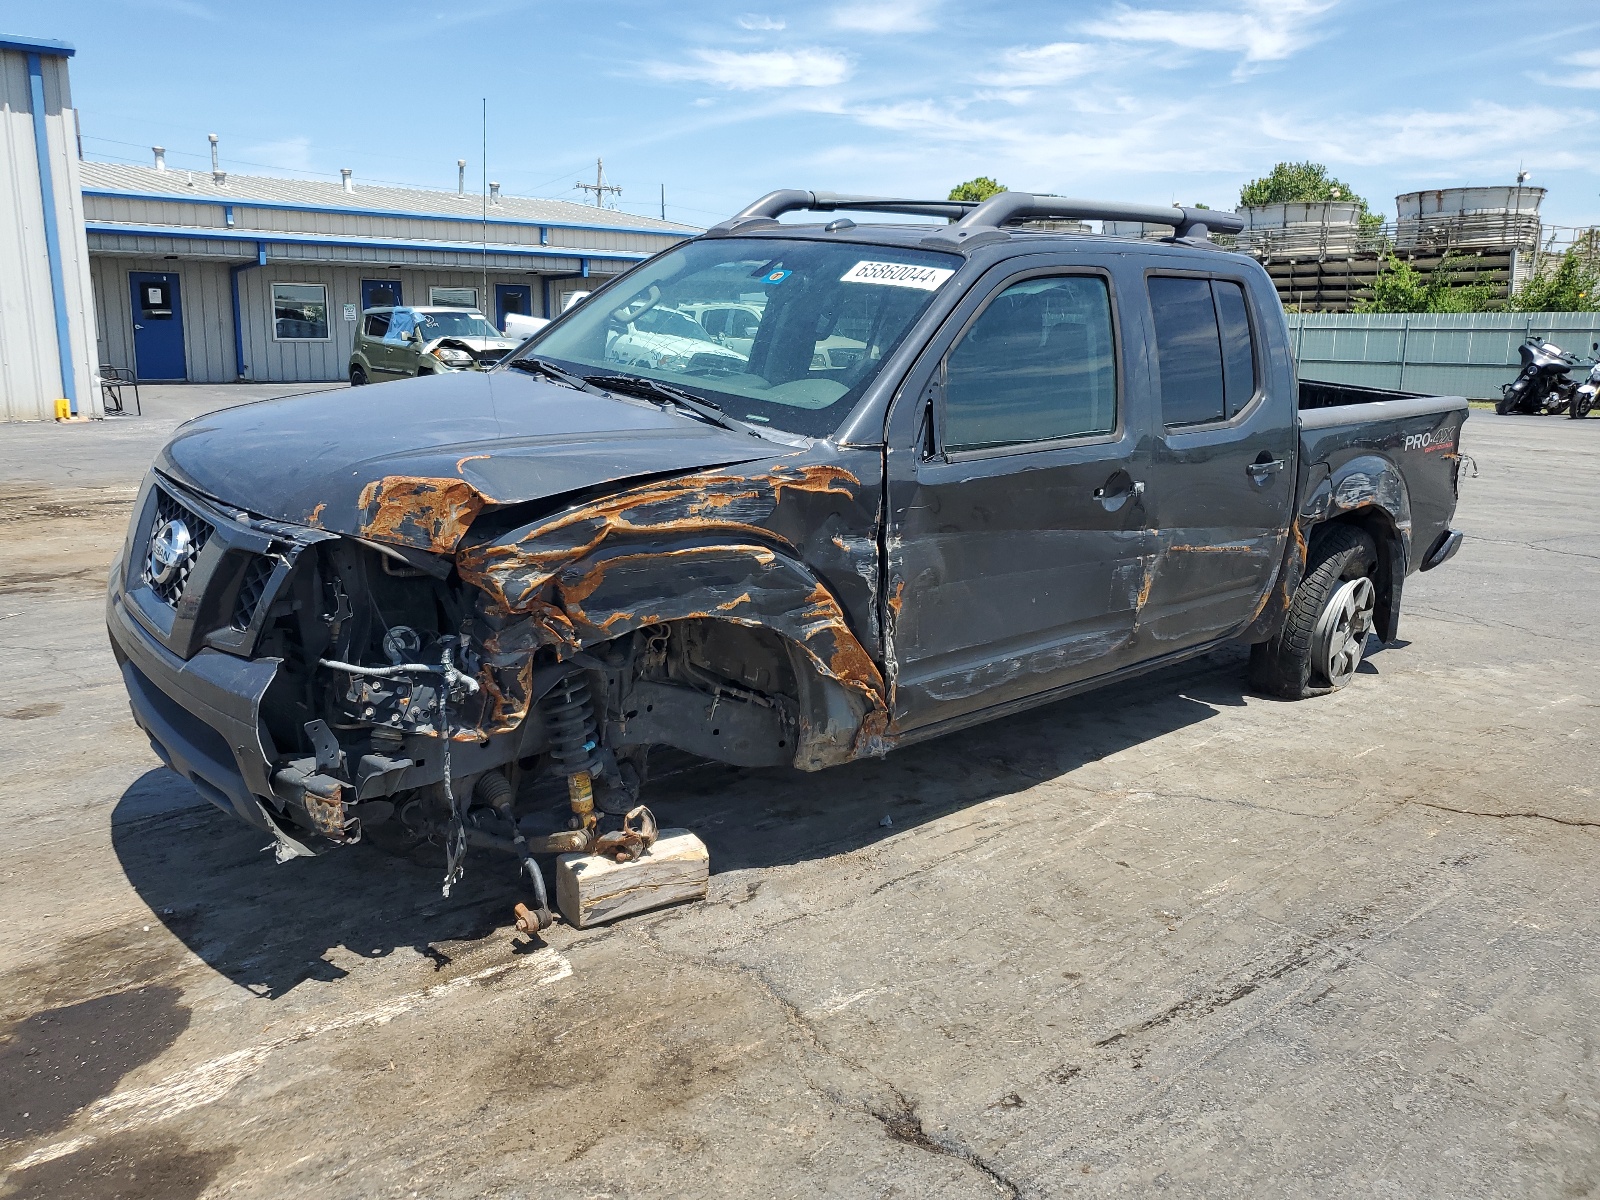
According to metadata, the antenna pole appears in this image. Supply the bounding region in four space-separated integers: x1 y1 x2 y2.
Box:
661 183 666 221
481 98 488 316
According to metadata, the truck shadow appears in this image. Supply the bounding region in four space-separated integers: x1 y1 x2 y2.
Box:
109 644 1249 998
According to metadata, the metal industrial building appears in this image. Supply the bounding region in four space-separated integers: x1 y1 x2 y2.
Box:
83 161 695 385
1 36 99 421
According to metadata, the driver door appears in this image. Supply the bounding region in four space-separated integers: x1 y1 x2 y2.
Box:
884 257 1151 731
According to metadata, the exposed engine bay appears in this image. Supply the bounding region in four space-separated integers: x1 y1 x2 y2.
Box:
170 496 818 931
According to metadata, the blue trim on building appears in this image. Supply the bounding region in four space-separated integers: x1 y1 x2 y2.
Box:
230 243 266 381
83 220 653 263
27 51 77 413
0 35 74 56
81 187 695 239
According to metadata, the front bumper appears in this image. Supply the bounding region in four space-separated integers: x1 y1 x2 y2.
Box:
107 556 279 832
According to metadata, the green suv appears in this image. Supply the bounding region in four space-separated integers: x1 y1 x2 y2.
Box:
348 306 521 385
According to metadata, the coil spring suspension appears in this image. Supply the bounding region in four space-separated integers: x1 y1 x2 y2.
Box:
540 673 600 831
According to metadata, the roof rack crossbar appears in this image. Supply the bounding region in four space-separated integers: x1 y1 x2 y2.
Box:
708 191 977 233
953 191 1245 240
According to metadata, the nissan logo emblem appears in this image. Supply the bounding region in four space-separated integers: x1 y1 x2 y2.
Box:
148 517 195 585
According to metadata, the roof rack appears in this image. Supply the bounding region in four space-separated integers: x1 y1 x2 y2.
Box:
706 191 979 235
705 189 1245 247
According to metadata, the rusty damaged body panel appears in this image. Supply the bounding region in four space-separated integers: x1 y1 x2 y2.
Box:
106 221 1469 875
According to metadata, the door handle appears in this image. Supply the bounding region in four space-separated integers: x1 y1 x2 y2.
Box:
134 324 144 330
1246 458 1285 480
1093 475 1145 511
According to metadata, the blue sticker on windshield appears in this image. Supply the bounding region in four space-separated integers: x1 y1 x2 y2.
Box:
762 268 792 286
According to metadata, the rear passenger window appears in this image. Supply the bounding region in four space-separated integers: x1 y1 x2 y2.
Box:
364 312 391 338
943 275 1117 452
1148 276 1257 427
1213 282 1257 415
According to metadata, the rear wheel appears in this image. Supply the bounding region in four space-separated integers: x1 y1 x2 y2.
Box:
1250 524 1379 699
349 364 368 386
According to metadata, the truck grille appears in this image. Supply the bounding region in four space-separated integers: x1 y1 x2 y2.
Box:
144 489 215 606
231 555 278 630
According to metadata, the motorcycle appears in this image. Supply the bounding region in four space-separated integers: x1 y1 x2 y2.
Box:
1498 336 1579 415
1568 342 1598 420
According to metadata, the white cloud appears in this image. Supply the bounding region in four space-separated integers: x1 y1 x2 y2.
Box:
1536 47 1600 89
648 47 852 90
1266 101 1592 169
830 0 938 34
1083 0 1335 63
737 13 786 30
982 42 1099 86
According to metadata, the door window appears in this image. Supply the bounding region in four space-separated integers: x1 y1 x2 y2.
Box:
384 311 415 344
1148 276 1257 427
363 312 392 338
942 275 1117 452
140 281 174 319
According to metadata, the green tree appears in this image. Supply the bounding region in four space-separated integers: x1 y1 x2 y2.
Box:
949 176 1007 202
1356 253 1499 313
1507 244 1600 312
1239 161 1383 228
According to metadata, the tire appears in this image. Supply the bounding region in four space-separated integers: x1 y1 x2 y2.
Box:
349 364 368 386
1250 524 1379 700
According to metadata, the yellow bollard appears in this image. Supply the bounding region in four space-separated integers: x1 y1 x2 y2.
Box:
53 399 72 420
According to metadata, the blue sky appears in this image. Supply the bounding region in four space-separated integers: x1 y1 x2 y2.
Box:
22 0 1600 229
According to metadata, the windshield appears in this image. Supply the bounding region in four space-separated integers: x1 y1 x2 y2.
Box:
417 311 501 339
513 237 961 437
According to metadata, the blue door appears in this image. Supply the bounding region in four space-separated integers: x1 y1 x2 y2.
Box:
361 278 403 310
496 284 532 332
128 272 187 381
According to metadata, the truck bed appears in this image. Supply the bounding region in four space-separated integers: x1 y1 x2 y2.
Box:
1294 377 1469 577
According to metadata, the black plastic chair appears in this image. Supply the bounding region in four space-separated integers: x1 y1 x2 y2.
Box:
100 365 141 416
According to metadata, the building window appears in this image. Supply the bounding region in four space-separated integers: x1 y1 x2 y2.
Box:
272 283 330 341
429 286 479 308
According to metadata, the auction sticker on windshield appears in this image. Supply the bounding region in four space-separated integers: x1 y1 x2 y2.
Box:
840 261 955 291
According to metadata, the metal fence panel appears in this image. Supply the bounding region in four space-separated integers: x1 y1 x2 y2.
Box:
1286 312 1600 397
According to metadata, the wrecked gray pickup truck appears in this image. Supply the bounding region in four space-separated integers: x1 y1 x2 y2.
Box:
107 190 1468 924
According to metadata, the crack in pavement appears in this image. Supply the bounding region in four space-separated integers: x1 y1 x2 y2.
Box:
620 921 1026 1197
867 1086 1023 1198
1413 800 1600 829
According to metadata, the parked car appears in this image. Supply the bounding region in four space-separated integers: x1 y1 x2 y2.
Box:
603 304 748 376
108 189 1468 927
348 306 520 385
503 313 551 341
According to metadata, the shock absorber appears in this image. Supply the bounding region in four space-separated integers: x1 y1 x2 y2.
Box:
539 673 600 835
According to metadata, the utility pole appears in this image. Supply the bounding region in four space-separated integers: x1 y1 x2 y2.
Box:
660 183 666 221
576 157 621 208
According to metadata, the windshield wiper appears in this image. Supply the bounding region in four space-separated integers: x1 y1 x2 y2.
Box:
583 373 767 438
506 357 609 396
